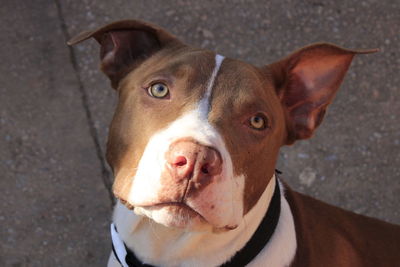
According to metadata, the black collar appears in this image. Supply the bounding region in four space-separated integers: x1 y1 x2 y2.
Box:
111 175 281 267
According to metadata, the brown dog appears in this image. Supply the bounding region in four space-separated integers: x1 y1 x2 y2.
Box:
69 20 400 267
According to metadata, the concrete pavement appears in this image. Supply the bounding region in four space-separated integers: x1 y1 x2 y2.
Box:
1 0 399 266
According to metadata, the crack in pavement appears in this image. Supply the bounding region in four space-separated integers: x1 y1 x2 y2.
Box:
54 0 115 207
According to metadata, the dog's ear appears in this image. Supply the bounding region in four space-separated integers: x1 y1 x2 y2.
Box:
266 43 378 144
68 20 183 89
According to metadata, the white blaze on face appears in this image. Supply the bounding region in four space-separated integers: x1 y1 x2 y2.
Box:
127 55 245 229
198 54 225 117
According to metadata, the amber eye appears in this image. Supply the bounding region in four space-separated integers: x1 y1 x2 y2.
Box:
148 83 169 98
249 114 267 130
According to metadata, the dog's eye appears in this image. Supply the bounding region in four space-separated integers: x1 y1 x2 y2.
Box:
148 83 169 98
249 114 268 130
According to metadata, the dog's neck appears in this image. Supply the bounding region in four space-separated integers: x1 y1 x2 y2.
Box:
113 175 297 267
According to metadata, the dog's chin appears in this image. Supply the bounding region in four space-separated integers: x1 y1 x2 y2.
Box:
134 204 215 231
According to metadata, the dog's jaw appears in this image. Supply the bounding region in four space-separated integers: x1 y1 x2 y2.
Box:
112 175 297 267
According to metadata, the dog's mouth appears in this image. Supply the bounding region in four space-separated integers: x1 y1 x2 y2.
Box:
147 202 205 218
137 202 209 229
117 196 238 231
117 196 208 228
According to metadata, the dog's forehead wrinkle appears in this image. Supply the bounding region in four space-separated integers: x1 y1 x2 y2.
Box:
155 52 213 76
124 48 213 84
209 59 274 117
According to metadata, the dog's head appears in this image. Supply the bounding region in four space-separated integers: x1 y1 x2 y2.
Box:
69 20 376 231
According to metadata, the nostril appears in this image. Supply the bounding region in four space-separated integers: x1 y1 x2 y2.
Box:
201 164 209 174
199 150 222 176
173 156 187 167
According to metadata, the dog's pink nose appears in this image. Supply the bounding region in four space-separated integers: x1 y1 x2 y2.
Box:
166 140 222 182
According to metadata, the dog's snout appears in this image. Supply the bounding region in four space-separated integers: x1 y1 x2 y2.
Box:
166 140 222 181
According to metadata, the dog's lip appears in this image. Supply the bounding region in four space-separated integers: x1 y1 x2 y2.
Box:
144 202 200 214
117 198 204 220
145 203 239 231
140 202 207 221
122 200 238 230
117 197 135 210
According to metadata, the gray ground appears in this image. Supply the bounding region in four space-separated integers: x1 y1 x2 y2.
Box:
1 0 399 266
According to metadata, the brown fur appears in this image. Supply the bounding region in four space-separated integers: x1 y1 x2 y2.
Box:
285 184 400 267
210 58 286 213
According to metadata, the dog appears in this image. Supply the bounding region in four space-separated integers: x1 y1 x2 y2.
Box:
68 20 400 267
